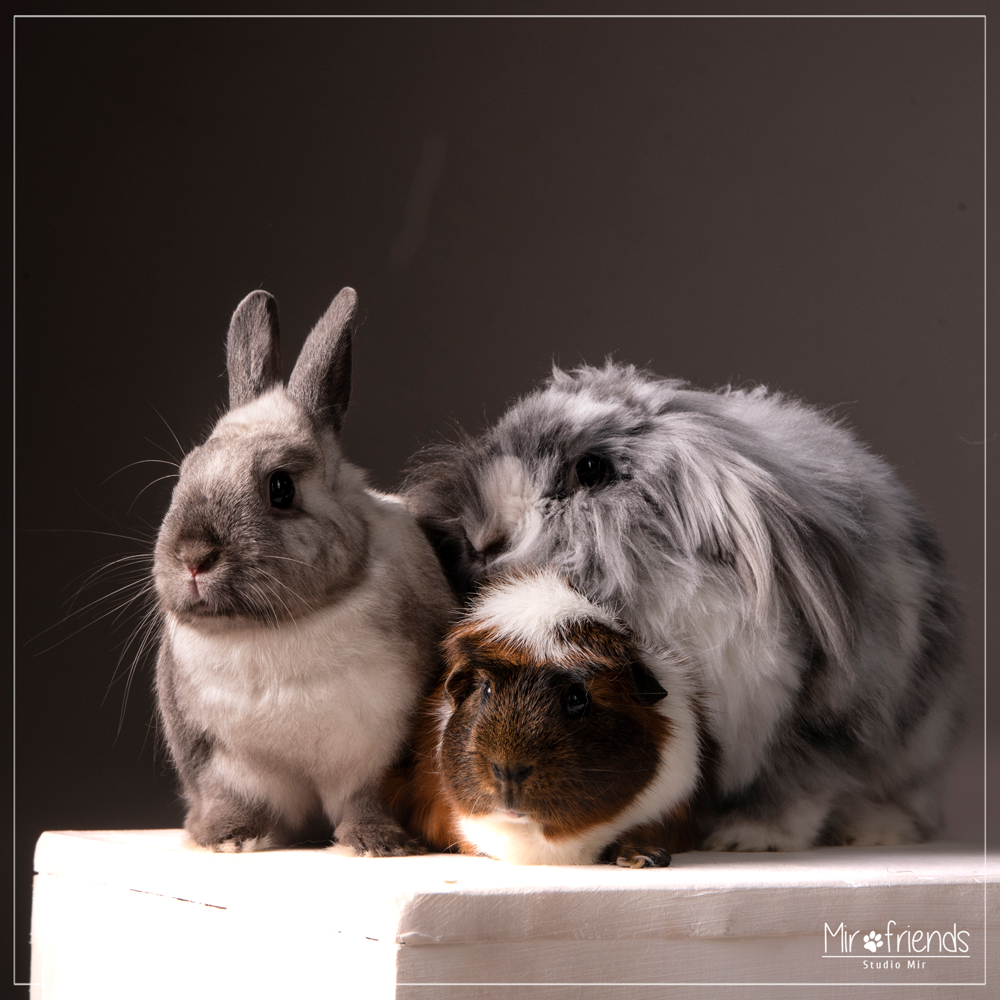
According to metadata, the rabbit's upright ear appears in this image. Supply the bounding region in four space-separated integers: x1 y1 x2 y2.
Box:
227 290 282 409
288 286 357 434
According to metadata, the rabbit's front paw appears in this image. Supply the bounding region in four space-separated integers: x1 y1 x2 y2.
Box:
186 802 275 853
833 801 922 847
705 795 830 852
336 819 426 858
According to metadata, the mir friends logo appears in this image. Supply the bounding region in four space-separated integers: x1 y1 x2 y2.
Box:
822 921 971 970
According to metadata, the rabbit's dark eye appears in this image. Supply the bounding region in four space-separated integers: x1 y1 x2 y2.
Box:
564 683 589 719
269 471 295 509
573 454 612 490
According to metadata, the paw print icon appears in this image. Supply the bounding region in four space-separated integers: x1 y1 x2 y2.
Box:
863 932 884 953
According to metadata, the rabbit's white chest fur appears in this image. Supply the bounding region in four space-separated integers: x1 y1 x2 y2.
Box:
166 597 420 823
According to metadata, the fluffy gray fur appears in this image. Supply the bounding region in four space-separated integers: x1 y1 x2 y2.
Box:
402 362 966 850
154 286 454 855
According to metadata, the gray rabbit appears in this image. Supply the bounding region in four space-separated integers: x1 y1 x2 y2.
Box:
154 286 454 854
402 362 966 851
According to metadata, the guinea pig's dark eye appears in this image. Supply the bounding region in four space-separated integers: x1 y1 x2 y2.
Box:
482 679 493 698
269 470 295 509
564 683 589 719
572 454 612 490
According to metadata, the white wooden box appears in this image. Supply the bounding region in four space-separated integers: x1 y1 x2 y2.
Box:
31 831 997 999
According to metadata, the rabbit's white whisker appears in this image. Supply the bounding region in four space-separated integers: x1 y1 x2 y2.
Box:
146 401 187 464
101 458 181 485
127 474 181 516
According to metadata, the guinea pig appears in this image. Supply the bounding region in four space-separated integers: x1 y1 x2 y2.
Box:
388 569 701 866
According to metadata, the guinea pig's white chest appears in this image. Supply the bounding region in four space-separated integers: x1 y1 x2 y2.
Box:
167 609 414 776
459 814 614 866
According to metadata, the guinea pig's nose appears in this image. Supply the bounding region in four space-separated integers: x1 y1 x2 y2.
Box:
490 761 533 785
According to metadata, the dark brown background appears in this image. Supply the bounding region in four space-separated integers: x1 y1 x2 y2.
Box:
14 14 990 984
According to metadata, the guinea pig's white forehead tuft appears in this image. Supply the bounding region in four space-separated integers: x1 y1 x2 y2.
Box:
467 569 617 661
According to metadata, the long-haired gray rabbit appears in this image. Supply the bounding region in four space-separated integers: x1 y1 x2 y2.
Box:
402 362 965 851
154 286 454 854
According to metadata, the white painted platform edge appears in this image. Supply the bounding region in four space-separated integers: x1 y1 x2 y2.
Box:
32 830 999 945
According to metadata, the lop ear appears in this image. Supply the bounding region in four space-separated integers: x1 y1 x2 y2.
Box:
287 286 358 434
629 661 668 706
227 290 282 409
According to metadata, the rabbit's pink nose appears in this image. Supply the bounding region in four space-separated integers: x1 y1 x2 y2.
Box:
183 553 217 577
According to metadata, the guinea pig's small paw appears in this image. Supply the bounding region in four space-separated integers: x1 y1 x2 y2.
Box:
616 854 651 869
616 848 671 869
336 820 427 858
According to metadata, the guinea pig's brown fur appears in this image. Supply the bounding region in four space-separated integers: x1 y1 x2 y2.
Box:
386 570 701 866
